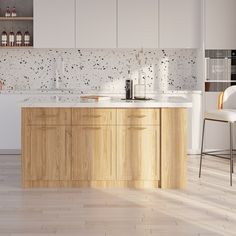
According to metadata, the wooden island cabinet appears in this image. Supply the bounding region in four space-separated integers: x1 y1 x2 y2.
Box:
22 107 187 189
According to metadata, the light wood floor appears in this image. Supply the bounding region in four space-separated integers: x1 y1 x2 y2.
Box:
0 155 236 236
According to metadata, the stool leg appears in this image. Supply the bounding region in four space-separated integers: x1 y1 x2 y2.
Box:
199 119 206 178
232 125 234 174
230 122 233 186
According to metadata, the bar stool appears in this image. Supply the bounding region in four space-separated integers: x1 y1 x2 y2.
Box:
199 85 236 186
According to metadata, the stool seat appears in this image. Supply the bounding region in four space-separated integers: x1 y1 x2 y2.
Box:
205 109 236 122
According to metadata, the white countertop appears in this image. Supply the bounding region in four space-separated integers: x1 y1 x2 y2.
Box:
0 89 203 95
20 95 192 108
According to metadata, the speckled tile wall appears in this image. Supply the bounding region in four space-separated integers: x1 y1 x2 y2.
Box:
0 49 199 94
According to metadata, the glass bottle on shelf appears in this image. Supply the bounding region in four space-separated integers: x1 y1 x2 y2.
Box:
1 29 8 46
9 29 15 46
5 7 11 17
16 30 22 46
24 30 30 46
11 7 17 17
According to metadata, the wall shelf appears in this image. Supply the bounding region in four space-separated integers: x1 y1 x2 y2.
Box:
0 46 33 49
0 0 34 47
0 17 33 21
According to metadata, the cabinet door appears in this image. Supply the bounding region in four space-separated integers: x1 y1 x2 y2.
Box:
0 94 28 152
72 126 116 181
34 0 75 48
118 0 158 48
159 0 201 48
205 0 236 49
29 126 71 180
117 126 160 181
76 0 116 48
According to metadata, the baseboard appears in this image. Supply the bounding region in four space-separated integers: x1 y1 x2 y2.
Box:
1 149 202 156
1 149 224 156
0 149 21 155
188 149 201 155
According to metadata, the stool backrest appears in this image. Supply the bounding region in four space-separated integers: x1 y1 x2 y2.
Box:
223 85 236 109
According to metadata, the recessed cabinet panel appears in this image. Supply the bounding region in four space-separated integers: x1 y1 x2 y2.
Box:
117 109 160 126
72 108 116 126
159 0 201 48
118 0 158 48
76 0 116 48
72 126 116 181
205 0 236 49
29 126 71 181
34 0 75 48
117 125 160 181
26 108 71 126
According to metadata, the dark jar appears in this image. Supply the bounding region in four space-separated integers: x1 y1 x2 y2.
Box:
125 79 133 100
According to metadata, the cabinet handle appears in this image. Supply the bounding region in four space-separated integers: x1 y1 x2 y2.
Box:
36 114 58 118
37 127 46 130
128 115 146 118
38 127 56 130
82 115 102 118
82 127 102 130
128 127 147 130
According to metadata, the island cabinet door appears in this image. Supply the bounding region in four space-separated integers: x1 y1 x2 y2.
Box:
72 126 116 181
117 126 160 181
29 126 71 181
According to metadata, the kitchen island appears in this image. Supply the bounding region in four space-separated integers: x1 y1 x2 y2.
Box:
21 96 191 189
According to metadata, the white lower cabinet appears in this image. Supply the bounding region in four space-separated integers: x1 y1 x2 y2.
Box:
163 92 203 154
0 95 28 153
0 94 47 154
187 92 203 154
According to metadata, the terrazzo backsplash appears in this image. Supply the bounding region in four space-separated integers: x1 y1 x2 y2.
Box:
0 49 199 94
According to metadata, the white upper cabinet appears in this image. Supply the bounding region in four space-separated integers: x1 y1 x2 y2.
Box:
76 0 116 48
118 0 158 48
34 0 75 48
205 0 236 49
159 0 201 48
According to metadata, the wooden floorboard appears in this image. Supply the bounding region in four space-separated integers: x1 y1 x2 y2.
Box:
0 155 235 236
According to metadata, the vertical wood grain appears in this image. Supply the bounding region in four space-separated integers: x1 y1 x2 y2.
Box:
117 125 160 181
161 108 187 189
30 126 71 181
72 126 116 181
